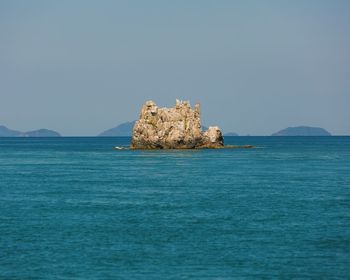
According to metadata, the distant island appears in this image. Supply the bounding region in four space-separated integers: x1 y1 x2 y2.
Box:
224 132 239 136
272 126 331 136
0 125 61 137
23 129 61 137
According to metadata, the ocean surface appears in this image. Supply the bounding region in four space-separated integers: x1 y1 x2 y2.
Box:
0 136 349 279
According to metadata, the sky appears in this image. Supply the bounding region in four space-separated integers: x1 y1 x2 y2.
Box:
1 0 349 136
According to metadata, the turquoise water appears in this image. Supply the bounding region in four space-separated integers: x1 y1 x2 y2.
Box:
0 137 349 279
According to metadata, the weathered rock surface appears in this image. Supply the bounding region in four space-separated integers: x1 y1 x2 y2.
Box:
131 100 224 149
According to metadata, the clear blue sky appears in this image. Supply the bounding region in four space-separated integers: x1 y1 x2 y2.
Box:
1 0 349 135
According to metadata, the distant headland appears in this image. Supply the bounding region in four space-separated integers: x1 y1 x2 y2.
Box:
1 124 333 138
272 126 331 136
0 125 61 137
98 121 135 137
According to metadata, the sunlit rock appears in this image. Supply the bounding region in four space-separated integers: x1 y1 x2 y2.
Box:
131 100 224 149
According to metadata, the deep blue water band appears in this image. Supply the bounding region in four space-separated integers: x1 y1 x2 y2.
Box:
1 137 349 279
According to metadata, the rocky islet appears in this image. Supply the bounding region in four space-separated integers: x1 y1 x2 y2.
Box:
131 100 224 149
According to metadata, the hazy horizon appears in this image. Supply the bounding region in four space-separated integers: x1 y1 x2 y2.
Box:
1 1 349 136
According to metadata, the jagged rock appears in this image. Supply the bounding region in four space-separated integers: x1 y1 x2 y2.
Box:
131 100 224 149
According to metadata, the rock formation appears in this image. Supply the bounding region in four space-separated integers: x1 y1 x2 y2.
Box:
131 100 224 149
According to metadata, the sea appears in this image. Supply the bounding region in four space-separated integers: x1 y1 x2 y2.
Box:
0 136 349 279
